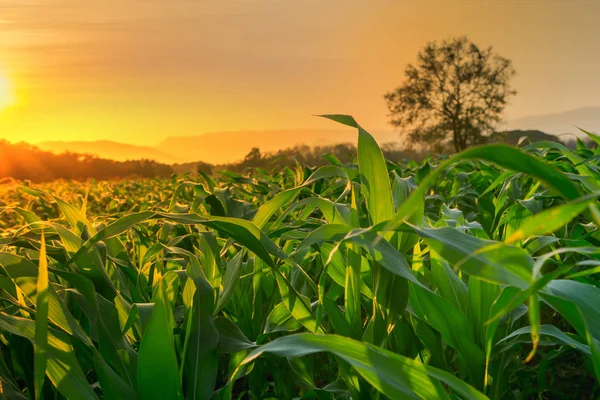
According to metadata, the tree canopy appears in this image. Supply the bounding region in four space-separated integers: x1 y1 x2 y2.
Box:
385 36 516 152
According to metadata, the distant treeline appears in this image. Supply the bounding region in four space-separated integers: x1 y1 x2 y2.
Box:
0 140 173 182
0 130 590 182
172 142 426 175
175 129 587 175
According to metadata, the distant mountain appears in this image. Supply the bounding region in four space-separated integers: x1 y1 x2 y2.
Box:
157 128 398 164
506 106 600 137
36 140 180 164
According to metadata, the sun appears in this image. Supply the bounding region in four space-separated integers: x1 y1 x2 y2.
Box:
0 73 15 111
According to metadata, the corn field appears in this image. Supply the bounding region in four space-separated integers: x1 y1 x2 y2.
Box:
1 115 600 399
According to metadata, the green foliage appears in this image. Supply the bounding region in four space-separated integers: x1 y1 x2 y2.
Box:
1 117 600 399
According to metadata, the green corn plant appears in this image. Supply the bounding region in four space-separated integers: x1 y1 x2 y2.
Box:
0 116 599 399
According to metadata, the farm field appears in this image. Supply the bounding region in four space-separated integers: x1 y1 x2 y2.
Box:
1 116 600 399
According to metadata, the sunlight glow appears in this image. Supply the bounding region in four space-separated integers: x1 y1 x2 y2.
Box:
0 72 15 111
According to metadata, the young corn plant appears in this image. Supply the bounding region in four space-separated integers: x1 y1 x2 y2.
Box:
0 117 599 399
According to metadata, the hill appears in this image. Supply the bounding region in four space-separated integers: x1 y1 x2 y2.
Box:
0 140 173 182
493 129 562 146
506 106 600 137
36 140 181 164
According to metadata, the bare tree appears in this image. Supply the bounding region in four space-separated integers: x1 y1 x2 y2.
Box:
385 36 516 152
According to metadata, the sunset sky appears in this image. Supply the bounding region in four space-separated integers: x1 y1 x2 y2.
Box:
0 0 599 146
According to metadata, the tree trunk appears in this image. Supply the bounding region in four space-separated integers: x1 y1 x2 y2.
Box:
452 126 463 153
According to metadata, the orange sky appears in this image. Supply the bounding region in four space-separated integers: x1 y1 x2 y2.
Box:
0 0 599 145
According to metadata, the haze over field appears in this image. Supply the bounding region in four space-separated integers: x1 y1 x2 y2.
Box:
35 128 399 164
27 107 600 163
35 140 181 163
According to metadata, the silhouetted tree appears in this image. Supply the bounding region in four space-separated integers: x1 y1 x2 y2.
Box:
244 148 262 161
385 36 516 152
